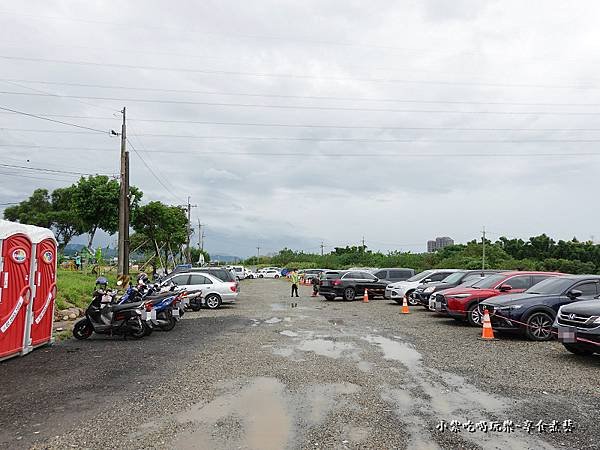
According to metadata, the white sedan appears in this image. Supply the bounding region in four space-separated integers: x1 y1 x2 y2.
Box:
163 272 238 309
259 269 281 279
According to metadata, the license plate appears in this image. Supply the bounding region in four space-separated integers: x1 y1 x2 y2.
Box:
173 308 179 317
558 326 576 343
436 301 442 311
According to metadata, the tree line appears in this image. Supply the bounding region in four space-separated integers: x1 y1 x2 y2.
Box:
244 235 600 274
3 176 208 270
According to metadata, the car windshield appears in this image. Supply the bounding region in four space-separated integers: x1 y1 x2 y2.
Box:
440 271 466 284
526 277 577 295
407 270 435 282
471 273 507 289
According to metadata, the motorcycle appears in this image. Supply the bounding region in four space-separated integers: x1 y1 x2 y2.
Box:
73 285 150 340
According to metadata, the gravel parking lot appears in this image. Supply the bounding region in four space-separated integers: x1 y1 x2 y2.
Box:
1 279 599 450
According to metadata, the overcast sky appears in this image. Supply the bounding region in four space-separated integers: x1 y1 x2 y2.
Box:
2 1 600 257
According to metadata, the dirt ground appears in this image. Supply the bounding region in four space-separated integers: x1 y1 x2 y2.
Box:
1 279 598 450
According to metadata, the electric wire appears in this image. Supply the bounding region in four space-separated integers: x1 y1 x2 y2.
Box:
1 55 598 90
0 105 111 133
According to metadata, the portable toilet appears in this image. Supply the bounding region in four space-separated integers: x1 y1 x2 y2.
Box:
0 220 57 360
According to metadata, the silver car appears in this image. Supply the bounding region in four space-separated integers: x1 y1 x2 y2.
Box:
162 272 238 309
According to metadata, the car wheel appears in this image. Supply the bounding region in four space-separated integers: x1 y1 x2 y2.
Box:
259 275 264 278
406 291 419 306
324 295 335 301
205 294 222 310
467 303 483 327
343 287 356 301
563 343 595 356
525 311 554 341
275 275 280 278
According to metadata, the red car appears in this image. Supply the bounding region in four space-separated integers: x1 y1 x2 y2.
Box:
441 271 563 326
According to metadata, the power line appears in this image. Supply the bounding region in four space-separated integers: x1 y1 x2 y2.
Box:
4 78 600 107
7 123 600 133
3 91 600 115
3 143 600 158
0 169 80 183
0 162 104 176
1 54 598 90
0 105 110 133
126 138 181 202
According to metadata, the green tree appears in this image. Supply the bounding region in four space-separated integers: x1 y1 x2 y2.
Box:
48 186 85 249
72 175 142 250
3 188 53 227
132 201 188 273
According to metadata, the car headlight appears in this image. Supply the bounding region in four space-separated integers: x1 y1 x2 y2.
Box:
447 293 472 298
495 305 522 311
593 317 600 324
424 286 435 293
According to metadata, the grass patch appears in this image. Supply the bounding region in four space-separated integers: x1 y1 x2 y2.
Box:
56 269 118 310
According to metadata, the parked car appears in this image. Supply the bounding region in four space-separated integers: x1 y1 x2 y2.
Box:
554 298 600 355
371 268 415 284
161 272 238 309
430 276 495 314
480 275 600 341
385 269 462 305
442 271 563 326
411 269 504 309
319 270 390 301
260 269 281 278
302 269 326 281
230 265 247 281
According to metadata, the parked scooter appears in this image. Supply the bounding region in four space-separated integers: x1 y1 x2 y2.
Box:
73 277 149 340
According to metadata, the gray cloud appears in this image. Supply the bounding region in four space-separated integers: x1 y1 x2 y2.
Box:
1 1 600 257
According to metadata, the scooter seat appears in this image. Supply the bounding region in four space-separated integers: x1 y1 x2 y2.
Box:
111 301 143 312
145 292 176 302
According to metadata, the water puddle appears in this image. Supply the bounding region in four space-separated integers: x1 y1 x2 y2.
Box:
265 317 283 324
280 330 299 337
363 335 422 370
173 377 292 450
297 338 358 359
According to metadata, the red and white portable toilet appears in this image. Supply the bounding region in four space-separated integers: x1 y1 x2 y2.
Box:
0 220 57 360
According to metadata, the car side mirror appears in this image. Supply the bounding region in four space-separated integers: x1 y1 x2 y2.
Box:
499 284 512 292
568 289 582 299
423 278 432 283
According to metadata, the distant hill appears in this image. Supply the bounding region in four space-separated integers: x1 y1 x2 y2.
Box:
210 254 243 263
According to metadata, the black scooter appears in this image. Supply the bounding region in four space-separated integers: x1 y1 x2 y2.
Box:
73 288 149 340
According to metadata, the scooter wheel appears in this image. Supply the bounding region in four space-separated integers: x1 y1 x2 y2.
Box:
143 322 153 336
159 317 177 331
73 319 93 340
128 318 147 339
191 304 201 312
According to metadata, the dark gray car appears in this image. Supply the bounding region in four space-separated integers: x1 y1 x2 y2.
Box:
371 268 415 284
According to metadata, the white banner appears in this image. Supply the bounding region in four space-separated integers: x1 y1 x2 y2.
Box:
35 291 53 324
0 296 24 333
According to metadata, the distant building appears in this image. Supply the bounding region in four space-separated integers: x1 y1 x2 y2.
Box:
427 236 454 252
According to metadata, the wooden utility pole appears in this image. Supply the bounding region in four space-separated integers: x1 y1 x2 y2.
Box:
185 197 197 264
117 107 129 279
482 226 486 270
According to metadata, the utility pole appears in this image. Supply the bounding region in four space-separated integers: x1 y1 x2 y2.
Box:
361 236 365 251
320 241 325 256
184 196 197 264
482 226 486 270
197 220 206 251
117 107 129 280
256 246 261 260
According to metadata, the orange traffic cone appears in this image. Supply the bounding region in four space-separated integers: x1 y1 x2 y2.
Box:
401 296 410 314
363 289 369 303
479 308 496 340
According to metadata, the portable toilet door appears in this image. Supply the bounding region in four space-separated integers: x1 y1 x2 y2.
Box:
28 238 57 349
0 232 32 360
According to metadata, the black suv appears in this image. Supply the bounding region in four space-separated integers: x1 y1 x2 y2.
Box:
554 297 600 355
480 275 600 341
319 270 389 301
412 270 503 309
371 268 415 283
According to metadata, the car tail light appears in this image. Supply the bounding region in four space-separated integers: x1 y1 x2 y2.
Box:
333 279 342 286
230 284 237 292
145 302 153 312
